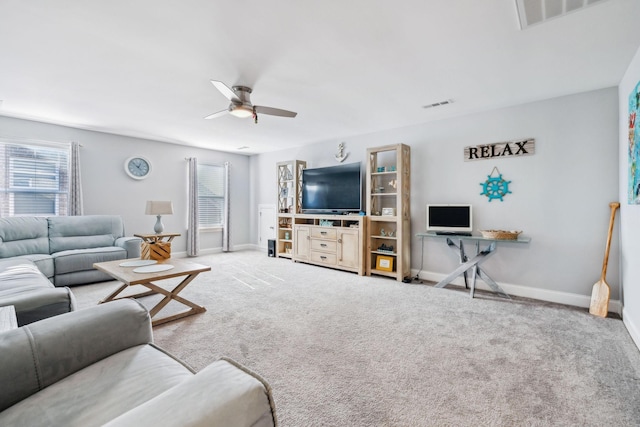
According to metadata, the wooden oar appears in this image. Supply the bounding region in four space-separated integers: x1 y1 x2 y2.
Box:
589 202 620 318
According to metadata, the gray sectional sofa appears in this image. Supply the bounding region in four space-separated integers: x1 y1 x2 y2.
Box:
0 258 75 326
0 299 277 426
0 215 141 325
0 215 141 287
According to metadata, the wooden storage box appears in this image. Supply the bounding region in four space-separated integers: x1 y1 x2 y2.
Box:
141 241 172 260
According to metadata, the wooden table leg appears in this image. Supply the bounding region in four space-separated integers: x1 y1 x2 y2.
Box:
139 273 206 326
99 283 129 304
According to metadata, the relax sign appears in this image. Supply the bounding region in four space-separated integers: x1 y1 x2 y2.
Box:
464 138 535 161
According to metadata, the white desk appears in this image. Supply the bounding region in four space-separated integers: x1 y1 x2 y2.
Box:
416 232 531 299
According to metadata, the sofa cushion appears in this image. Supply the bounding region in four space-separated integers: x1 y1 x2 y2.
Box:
52 247 126 275
0 287 75 326
0 345 194 427
0 260 52 291
0 260 75 325
105 358 277 427
48 215 125 254
53 269 117 288
8 254 54 279
0 300 153 412
0 217 49 258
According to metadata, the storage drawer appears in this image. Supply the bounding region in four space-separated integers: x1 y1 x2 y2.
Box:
310 251 337 265
311 227 337 239
311 239 337 253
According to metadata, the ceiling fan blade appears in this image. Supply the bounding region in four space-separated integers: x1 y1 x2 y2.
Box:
210 80 240 103
204 109 229 120
254 105 297 118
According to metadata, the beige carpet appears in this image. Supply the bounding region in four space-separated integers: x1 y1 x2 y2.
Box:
73 251 640 426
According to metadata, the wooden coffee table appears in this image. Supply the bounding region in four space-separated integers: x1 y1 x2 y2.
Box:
93 258 211 326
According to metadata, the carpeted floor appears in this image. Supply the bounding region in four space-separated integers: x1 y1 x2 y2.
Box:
73 251 640 426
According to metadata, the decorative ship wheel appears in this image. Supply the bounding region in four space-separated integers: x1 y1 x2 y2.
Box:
480 167 511 202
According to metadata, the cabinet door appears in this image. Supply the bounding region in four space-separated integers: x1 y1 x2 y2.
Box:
337 229 360 270
293 226 310 261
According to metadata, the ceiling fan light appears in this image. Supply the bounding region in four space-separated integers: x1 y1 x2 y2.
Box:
229 105 254 118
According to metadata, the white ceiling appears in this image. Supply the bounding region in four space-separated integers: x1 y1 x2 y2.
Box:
1 1 639 155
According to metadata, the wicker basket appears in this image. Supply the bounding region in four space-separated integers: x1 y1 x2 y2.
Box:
480 230 522 240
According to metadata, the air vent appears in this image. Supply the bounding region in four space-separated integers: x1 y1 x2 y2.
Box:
516 0 609 29
423 99 454 109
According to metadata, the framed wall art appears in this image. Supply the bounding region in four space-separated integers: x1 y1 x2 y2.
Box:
629 80 640 204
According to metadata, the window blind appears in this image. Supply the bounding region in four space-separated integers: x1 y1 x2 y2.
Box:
197 163 225 228
0 141 70 217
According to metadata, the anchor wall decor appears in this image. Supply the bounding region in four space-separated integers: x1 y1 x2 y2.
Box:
335 142 349 163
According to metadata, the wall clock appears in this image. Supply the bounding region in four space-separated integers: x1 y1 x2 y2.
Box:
124 156 152 180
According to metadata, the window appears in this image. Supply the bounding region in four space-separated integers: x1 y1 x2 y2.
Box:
0 140 70 217
197 163 225 228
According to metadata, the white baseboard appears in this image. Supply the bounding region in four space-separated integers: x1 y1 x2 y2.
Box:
622 307 640 351
156 257 623 316
413 269 622 315
172 244 259 259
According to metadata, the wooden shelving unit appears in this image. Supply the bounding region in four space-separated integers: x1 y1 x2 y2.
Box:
276 160 306 258
366 143 411 281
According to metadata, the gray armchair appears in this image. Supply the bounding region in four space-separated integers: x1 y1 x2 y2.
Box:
0 299 277 426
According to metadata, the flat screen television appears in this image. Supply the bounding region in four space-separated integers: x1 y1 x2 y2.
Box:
426 204 473 235
301 162 362 214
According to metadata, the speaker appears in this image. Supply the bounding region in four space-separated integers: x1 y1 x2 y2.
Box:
267 239 276 257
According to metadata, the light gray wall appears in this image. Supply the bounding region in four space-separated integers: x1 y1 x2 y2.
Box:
618 45 640 349
1 88 622 310
0 116 251 253
252 87 620 306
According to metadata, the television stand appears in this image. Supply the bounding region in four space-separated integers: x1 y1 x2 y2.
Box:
291 214 366 275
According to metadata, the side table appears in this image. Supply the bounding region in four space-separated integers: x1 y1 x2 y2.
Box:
135 233 181 260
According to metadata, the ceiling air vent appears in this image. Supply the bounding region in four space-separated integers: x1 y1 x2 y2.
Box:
515 0 609 29
423 99 454 110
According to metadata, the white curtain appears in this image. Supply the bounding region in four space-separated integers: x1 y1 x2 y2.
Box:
68 141 84 216
222 161 231 252
187 157 199 256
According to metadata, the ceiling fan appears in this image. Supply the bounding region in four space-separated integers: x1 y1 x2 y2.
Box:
205 80 297 124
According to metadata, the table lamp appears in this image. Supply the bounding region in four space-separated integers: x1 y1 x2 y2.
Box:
145 201 173 234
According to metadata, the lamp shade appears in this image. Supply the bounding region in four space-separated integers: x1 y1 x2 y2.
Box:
229 105 254 118
145 201 174 215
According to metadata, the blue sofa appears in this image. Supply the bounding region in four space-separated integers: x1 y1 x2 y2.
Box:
0 215 141 325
